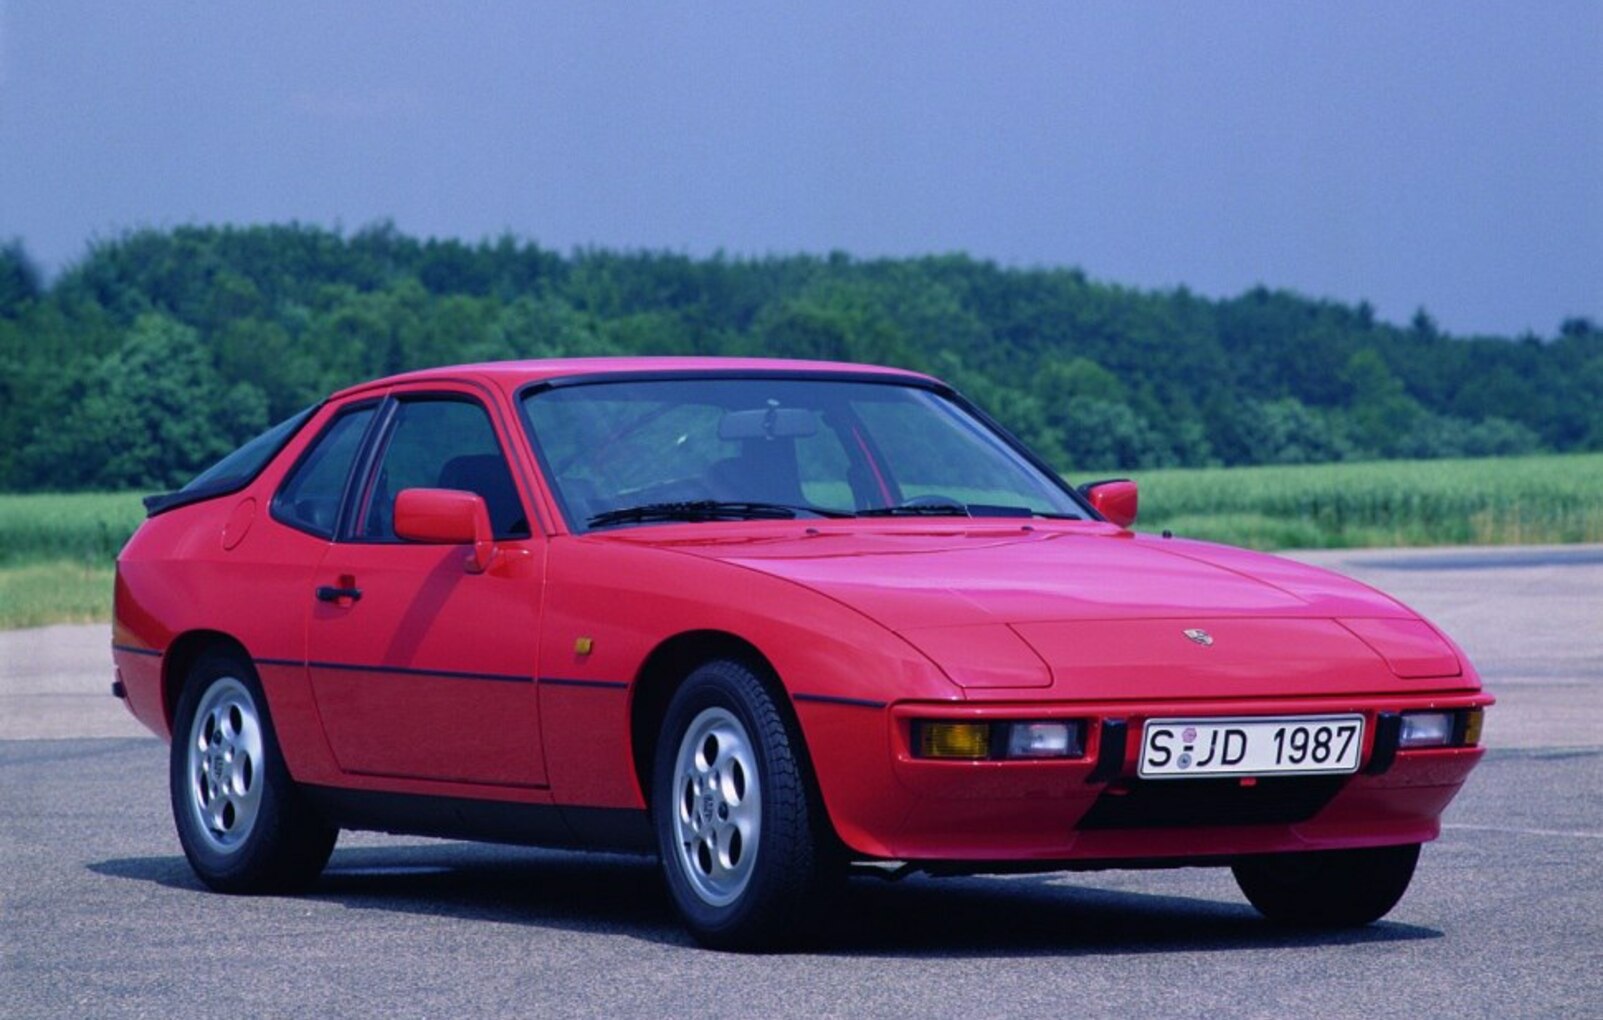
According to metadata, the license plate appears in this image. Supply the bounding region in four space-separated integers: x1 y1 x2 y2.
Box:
1138 715 1365 779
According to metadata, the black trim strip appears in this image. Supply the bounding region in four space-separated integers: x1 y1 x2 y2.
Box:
538 676 630 691
303 785 654 853
520 368 950 397
252 660 616 690
305 660 533 685
1366 712 1402 775
792 692 888 710
112 644 162 658
1087 718 1128 783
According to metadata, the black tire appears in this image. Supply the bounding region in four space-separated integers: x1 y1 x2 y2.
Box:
1232 843 1422 927
170 651 337 893
652 659 826 950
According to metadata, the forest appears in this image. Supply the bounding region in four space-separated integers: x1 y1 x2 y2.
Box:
1 223 1599 492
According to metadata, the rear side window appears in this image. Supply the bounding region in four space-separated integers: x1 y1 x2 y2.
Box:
271 405 378 538
143 404 318 516
356 398 529 541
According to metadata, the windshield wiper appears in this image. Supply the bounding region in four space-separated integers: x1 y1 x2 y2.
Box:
587 500 851 530
857 503 971 517
857 502 1081 519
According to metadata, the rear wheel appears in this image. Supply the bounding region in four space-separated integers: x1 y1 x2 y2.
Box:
653 659 826 950
1233 843 1421 927
170 651 336 893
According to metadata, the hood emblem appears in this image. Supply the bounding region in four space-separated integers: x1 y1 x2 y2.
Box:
1183 628 1214 647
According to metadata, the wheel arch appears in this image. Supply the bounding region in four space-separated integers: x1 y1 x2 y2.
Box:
628 629 836 843
162 630 255 730
630 630 773 802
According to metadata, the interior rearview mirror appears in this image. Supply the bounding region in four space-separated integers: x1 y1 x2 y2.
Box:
718 406 819 441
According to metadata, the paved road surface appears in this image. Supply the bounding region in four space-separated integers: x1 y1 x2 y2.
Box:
2 545 1599 1017
1293 544 1603 750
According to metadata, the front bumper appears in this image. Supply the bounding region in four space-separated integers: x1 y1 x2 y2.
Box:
797 691 1492 863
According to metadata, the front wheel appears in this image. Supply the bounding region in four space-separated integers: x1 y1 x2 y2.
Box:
1232 843 1421 927
653 659 826 950
170 651 336 893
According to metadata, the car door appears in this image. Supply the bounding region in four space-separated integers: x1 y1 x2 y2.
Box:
306 389 547 787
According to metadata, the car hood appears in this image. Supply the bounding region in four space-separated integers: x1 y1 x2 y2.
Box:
624 524 1465 696
646 525 1408 625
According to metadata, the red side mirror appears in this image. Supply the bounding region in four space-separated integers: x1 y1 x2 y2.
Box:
394 488 497 573
1082 479 1138 529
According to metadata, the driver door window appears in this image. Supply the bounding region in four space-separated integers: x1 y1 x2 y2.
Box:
357 398 529 540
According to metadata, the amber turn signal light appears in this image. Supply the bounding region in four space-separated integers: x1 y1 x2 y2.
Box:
918 722 992 759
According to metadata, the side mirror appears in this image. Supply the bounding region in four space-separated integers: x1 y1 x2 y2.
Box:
1079 478 1138 529
394 488 497 574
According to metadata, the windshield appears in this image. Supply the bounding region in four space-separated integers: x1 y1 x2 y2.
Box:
520 377 1085 531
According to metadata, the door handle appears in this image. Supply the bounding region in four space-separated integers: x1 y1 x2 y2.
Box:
315 585 363 603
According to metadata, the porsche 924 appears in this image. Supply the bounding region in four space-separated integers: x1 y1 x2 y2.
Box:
111 358 1491 948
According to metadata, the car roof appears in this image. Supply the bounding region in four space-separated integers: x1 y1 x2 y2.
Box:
328 356 938 401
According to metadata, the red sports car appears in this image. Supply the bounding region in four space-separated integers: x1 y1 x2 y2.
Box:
113 358 1491 948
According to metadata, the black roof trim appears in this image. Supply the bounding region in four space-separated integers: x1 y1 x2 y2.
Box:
520 367 953 399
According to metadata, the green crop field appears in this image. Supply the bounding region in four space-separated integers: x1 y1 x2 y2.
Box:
0 491 146 565
0 492 144 629
1130 451 1603 550
0 451 1599 628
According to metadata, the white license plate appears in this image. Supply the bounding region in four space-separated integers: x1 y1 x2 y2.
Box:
1138 715 1365 779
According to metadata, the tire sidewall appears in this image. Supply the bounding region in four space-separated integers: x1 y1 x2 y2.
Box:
1234 843 1421 927
652 660 806 945
169 652 298 890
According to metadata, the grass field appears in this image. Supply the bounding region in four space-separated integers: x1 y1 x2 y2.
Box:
0 491 144 630
0 491 146 564
1132 451 1603 550
1 450 1599 628
0 561 117 629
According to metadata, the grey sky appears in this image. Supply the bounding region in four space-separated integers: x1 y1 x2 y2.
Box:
1 1 1598 337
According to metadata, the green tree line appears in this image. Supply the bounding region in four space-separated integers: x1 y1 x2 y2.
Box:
1 224 1599 492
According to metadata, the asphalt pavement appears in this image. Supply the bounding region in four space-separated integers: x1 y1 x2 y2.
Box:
1 544 1599 1018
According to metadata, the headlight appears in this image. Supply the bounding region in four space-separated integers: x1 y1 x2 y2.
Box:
1398 711 1454 748
1397 708 1485 749
1006 721 1081 758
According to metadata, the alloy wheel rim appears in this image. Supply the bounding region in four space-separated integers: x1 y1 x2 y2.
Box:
185 676 265 854
671 706 761 907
